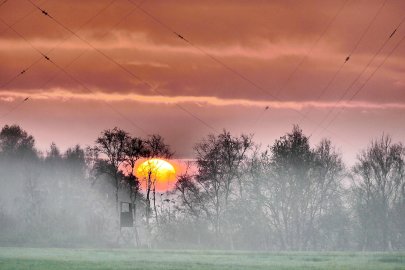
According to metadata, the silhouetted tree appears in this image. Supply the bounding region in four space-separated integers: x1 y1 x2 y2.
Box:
94 127 130 214
260 126 346 250
0 124 37 160
192 130 254 248
122 136 150 246
2 123 405 250
65 145 86 181
142 135 173 246
0 125 41 241
173 170 213 247
351 135 405 250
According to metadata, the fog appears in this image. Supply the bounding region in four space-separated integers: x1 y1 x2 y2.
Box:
0 124 404 251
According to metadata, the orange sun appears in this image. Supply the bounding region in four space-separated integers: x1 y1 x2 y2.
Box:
135 158 176 192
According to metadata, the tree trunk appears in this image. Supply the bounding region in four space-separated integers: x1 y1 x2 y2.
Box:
153 183 159 225
115 175 119 215
131 191 140 247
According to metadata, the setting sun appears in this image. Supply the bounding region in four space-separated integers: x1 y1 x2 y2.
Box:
135 159 176 192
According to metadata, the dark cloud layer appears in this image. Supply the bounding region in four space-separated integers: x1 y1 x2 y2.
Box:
0 0 404 163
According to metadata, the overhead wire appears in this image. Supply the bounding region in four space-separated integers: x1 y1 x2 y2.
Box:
300 0 388 124
0 0 118 121
5 0 336 139
19 0 148 110
4 1 397 149
253 0 348 127
0 0 152 134
345 0 388 63
0 0 7 8
26 0 218 133
273 0 349 98
0 0 50 91
127 0 281 101
0 97 30 121
0 0 116 90
0 0 48 36
0 16 150 134
125 0 359 147
322 32 405 133
311 13 405 136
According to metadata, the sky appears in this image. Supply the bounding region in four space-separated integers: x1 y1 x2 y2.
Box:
0 0 405 165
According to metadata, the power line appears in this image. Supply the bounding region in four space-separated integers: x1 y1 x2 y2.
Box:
0 0 50 92
0 0 8 8
322 33 405 133
346 0 388 61
6 0 145 100
0 97 30 121
300 0 388 125
0 0 48 36
0 0 150 129
23 0 360 147
127 0 278 100
15 0 146 92
0 14 150 134
4 0 141 92
311 14 405 136
26 0 218 133
274 0 349 98
0 0 116 90
125 0 360 147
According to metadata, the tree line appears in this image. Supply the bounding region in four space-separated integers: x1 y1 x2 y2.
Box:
0 124 404 251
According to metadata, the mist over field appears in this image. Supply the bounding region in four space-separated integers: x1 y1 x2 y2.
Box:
0 124 404 252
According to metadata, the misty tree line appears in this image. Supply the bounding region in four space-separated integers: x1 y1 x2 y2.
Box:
0 124 404 251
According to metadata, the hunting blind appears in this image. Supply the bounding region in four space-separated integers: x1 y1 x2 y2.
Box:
120 202 133 228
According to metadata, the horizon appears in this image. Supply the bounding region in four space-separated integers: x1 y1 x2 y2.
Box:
0 122 402 168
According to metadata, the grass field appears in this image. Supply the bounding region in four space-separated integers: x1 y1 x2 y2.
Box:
0 247 404 270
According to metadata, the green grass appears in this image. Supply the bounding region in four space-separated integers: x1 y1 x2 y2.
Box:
0 247 404 270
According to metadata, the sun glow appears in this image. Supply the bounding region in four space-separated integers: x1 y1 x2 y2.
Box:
135 159 176 192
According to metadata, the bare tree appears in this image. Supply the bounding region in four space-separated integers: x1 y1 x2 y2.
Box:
351 135 405 250
192 130 254 248
122 136 149 246
134 134 172 247
260 126 345 250
94 127 130 214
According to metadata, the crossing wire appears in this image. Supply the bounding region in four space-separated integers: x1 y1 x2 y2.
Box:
274 0 349 98
311 14 405 136
0 4 151 134
1 0 143 94
0 0 119 119
125 0 361 147
0 0 7 8
0 0 117 90
8 0 147 101
300 0 388 123
251 0 348 127
0 0 48 36
2 18 149 134
26 0 218 133
0 0 50 90
322 32 405 133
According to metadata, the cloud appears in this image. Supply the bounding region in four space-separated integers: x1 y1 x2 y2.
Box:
1 88 405 111
1 0 404 106
0 0 404 163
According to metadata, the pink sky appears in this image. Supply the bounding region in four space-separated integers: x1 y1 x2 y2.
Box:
1 0 405 164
